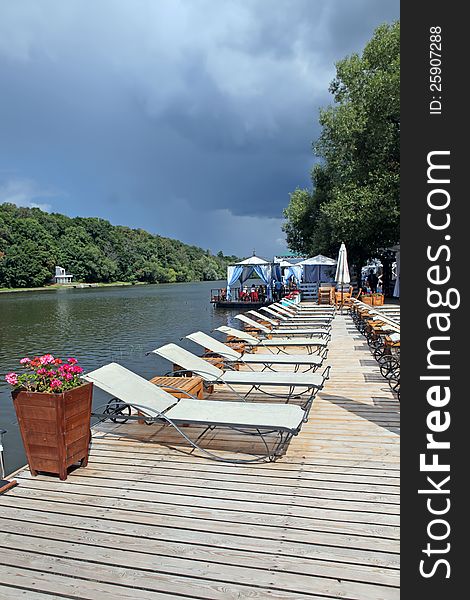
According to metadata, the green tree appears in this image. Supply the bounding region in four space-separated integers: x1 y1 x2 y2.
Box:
0 202 237 288
283 21 400 277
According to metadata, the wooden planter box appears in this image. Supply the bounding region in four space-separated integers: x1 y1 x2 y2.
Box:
12 382 93 481
361 295 373 305
372 294 385 306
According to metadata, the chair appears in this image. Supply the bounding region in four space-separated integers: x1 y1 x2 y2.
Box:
261 305 334 322
151 343 330 413
185 331 328 373
216 325 330 355
84 363 305 463
234 314 331 339
248 309 331 328
334 286 354 308
318 286 335 305
275 302 335 316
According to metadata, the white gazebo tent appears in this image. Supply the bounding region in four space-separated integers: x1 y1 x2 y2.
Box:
298 254 337 284
226 255 280 301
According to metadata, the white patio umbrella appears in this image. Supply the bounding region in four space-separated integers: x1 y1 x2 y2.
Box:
335 243 350 309
393 249 400 297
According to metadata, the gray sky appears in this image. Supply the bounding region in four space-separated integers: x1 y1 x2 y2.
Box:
0 0 399 258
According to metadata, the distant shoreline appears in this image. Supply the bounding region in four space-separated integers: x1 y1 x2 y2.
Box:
0 281 149 294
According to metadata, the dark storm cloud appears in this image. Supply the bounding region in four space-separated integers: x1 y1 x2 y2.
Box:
0 0 399 256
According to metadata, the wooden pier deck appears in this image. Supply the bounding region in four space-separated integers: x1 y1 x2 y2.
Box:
0 313 400 599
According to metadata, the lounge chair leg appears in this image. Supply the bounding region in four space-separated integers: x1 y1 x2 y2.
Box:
190 425 214 453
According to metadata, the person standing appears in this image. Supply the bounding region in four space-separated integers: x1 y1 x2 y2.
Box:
366 269 379 294
250 284 258 302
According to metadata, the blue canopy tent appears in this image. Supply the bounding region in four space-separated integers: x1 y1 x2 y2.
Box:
226 255 280 301
298 254 337 284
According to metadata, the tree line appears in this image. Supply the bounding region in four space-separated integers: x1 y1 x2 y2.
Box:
283 22 400 280
0 203 238 288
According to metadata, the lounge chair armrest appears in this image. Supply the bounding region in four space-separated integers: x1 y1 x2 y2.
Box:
222 362 239 371
321 365 331 381
165 368 194 377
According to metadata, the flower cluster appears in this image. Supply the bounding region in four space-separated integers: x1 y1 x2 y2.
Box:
5 355 84 394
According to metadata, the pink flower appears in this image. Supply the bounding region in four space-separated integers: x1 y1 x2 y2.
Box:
65 373 74 381
50 379 63 389
5 372 18 385
39 354 55 365
19 357 31 365
71 365 83 374
67 358 78 365
37 368 48 376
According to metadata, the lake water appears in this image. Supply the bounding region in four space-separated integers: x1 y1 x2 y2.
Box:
0 281 241 475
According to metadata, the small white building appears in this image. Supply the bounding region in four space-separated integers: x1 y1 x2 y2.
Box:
53 266 73 284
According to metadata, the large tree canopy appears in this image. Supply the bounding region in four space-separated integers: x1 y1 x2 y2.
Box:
0 203 238 288
283 22 399 274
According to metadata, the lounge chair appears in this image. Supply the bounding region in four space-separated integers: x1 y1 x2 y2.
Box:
234 314 330 338
259 305 333 323
258 306 331 324
151 343 330 411
185 331 328 373
216 325 330 355
247 309 331 329
271 304 335 319
84 363 305 463
280 300 336 314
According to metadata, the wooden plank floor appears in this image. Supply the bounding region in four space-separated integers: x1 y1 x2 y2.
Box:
0 312 399 599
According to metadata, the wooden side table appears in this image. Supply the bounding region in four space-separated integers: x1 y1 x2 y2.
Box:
202 355 239 371
149 376 204 399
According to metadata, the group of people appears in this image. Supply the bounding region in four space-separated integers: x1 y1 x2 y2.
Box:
218 278 298 303
239 279 298 302
239 284 267 302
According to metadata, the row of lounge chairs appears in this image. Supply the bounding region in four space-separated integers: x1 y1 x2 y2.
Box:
83 298 334 463
351 299 400 399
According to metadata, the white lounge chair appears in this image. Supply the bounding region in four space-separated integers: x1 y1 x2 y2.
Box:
247 309 331 329
185 331 328 373
151 343 330 412
216 325 330 355
234 314 330 339
258 306 332 324
84 363 304 463
268 304 334 320
278 302 335 316
280 299 336 313
283 298 333 309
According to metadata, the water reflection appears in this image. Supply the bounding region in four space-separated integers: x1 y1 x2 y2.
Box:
0 280 239 473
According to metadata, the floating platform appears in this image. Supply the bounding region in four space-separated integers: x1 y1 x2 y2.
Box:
211 300 270 309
